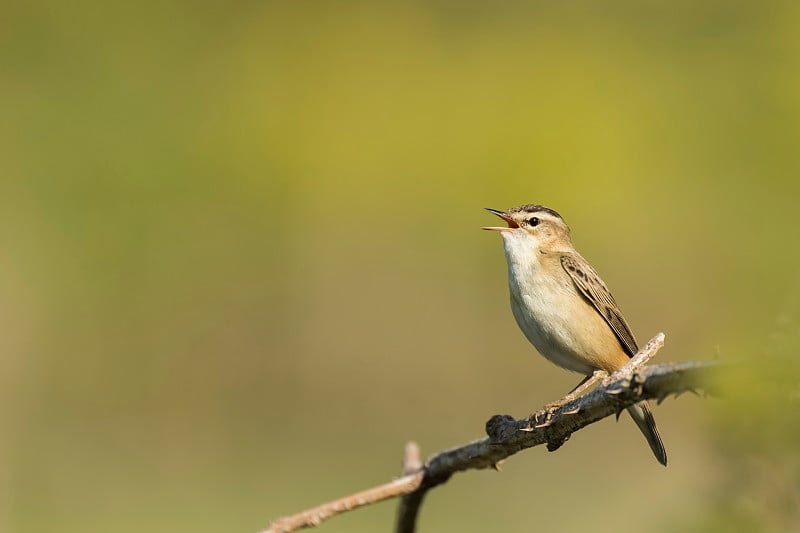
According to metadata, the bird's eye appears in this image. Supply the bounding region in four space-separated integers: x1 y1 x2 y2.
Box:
527 217 540 227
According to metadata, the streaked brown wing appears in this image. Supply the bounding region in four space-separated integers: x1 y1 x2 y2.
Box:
560 254 639 357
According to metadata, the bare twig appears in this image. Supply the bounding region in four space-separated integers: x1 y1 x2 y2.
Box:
401 441 422 476
395 441 426 533
266 472 424 533
263 335 718 533
603 332 665 386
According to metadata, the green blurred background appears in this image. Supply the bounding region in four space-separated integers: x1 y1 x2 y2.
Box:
3 1 799 532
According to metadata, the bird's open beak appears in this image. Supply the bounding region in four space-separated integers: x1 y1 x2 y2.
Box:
482 208 518 232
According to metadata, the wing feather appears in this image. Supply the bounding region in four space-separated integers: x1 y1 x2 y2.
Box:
560 254 639 357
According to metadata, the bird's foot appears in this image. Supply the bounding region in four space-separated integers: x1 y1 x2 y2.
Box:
519 402 563 431
520 371 608 432
537 401 564 427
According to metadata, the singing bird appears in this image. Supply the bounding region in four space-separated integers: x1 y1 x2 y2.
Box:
484 204 667 466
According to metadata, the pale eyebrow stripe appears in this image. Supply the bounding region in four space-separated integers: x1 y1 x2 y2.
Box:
508 204 563 220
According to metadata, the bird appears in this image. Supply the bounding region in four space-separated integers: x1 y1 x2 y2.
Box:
483 204 667 466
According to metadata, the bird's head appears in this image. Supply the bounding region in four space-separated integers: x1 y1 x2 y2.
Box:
483 204 572 255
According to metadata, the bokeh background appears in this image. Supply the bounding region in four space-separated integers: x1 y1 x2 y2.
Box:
3 1 800 532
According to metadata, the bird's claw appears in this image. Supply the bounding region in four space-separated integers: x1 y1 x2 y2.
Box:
532 402 563 428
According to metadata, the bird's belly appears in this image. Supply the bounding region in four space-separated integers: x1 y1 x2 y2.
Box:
507 270 617 374
511 295 597 374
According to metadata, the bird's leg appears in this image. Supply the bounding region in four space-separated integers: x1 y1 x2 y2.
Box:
526 370 607 429
561 370 608 404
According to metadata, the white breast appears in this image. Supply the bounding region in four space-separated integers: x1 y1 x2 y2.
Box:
501 234 598 374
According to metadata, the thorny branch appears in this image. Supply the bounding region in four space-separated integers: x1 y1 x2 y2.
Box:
263 334 719 533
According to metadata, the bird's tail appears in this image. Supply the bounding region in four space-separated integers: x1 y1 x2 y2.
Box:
627 401 667 466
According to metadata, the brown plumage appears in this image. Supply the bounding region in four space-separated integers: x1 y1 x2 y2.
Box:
484 205 668 466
